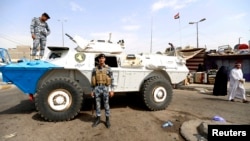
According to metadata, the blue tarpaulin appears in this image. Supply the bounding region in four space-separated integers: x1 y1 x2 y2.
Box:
0 60 61 94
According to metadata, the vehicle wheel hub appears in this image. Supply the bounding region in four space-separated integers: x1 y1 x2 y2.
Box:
153 87 167 103
48 90 72 111
53 95 66 105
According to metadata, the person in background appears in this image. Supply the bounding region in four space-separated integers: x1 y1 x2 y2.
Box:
213 66 228 96
30 12 51 59
228 62 248 103
168 42 174 51
197 64 205 72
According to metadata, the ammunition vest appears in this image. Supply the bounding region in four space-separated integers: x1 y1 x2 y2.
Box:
91 66 111 86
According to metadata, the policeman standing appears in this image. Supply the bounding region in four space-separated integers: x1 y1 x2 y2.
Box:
91 53 114 128
30 13 51 59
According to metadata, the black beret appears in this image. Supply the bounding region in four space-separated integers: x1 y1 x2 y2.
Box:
98 53 105 58
42 12 50 19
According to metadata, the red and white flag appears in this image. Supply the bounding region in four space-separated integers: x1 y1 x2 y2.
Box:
174 13 180 19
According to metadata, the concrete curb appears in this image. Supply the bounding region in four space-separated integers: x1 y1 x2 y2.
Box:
178 85 250 95
180 119 232 141
178 86 212 91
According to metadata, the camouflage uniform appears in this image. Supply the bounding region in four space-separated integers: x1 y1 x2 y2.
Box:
30 17 50 57
92 65 114 117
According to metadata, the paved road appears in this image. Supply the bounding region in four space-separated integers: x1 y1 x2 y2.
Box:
0 86 249 141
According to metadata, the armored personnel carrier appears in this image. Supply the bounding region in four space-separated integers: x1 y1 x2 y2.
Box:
0 33 189 121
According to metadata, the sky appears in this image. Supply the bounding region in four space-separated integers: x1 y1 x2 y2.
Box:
0 0 249 53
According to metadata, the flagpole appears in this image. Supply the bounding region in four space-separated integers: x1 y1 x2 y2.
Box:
174 12 182 48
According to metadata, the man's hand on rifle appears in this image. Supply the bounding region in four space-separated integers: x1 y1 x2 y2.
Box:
32 34 36 40
109 91 114 98
91 92 94 98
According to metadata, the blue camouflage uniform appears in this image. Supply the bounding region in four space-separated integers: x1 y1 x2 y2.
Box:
92 65 114 117
30 17 50 57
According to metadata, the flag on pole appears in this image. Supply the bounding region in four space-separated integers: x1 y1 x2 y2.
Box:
174 13 180 19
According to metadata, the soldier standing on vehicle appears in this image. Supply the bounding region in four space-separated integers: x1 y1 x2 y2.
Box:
91 53 114 128
30 12 51 59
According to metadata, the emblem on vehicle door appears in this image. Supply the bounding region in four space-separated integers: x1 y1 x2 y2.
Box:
75 53 86 63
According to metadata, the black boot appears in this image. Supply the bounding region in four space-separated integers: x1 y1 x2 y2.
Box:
105 116 111 128
92 116 100 127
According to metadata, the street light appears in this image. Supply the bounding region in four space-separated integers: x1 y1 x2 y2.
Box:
189 18 206 48
58 19 67 47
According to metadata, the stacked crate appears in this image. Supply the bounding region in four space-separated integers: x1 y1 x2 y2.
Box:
207 70 217 84
194 72 207 84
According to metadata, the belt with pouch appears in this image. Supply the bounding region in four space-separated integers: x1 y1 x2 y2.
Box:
96 83 107 86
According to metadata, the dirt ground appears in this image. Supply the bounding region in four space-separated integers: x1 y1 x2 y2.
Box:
0 86 249 141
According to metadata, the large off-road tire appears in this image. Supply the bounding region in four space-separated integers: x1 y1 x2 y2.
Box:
35 77 83 121
141 76 173 111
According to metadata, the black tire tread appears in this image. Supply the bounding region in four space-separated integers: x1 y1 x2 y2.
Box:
35 77 83 122
141 76 173 111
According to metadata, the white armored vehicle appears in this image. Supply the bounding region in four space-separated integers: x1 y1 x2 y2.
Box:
0 33 189 121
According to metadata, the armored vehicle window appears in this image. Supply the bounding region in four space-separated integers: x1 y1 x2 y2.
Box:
49 53 62 59
95 56 118 67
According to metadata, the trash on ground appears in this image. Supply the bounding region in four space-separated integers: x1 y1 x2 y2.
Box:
162 121 173 128
212 115 226 122
2 132 17 139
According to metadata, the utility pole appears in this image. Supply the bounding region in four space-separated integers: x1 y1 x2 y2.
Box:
150 16 153 53
196 23 199 48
